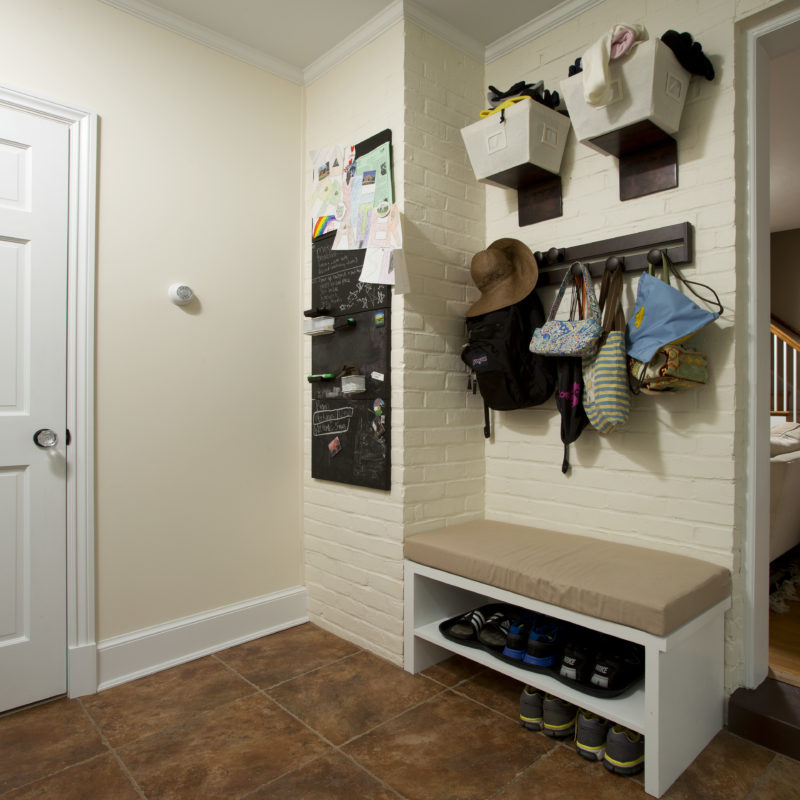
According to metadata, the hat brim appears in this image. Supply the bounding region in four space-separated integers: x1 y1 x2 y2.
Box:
466 239 539 317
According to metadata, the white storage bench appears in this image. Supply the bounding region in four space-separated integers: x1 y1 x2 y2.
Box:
403 520 731 798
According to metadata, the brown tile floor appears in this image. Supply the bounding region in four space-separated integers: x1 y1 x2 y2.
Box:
1 623 798 799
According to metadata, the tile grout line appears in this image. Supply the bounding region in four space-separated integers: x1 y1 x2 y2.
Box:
258 681 454 800
0 751 113 799
259 687 413 798
77 698 149 800
212 643 455 799
448 684 523 724
484 744 564 800
211 647 364 692
744 751 778 800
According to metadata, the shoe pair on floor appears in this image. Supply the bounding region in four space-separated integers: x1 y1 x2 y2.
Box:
519 686 644 776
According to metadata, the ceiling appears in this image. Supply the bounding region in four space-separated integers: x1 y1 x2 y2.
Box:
104 0 798 232
101 0 591 81
135 0 568 68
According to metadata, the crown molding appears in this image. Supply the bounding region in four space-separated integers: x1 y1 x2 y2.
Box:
101 0 609 86
485 0 607 63
99 0 305 84
402 0 484 63
303 1 405 84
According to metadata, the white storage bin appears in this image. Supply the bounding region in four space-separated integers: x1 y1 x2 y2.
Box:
560 39 691 151
460 99 571 184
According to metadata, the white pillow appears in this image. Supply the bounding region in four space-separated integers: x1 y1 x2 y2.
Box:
770 421 800 457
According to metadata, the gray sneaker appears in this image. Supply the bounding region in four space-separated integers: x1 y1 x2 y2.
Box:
542 694 577 738
575 710 611 761
519 685 543 731
603 725 644 775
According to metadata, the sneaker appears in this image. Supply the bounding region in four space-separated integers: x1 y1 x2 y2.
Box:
523 618 563 668
603 725 645 775
519 685 543 731
575 710 611 761
591 641 644 691
502 615 537 660
542 694 577 738
559 633 595 683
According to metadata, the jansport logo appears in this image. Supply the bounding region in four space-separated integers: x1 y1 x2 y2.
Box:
471 354 489 368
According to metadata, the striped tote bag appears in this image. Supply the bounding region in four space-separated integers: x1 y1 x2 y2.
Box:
582 265 631 433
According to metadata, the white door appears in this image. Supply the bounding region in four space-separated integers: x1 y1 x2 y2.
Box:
0 105 69 712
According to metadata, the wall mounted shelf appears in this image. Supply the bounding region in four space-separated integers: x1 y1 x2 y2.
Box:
589 120 678 201
534 221 693 286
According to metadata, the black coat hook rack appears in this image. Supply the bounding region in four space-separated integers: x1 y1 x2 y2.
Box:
534 221 693 286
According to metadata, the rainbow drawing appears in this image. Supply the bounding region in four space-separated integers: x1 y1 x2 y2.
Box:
312 215 337 239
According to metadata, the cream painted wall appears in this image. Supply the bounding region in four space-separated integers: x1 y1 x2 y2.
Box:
0 0 305 639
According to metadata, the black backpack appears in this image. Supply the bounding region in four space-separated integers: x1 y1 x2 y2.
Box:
461 288 556 437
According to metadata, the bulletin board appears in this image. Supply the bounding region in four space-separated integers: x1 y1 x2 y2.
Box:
308 129 393 491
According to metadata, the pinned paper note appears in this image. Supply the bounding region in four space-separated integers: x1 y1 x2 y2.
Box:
356 142 393 209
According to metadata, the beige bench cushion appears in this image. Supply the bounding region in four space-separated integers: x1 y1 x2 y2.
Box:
404 520 731 637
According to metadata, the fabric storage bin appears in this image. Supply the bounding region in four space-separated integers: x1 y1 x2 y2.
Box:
560 39 690 152
461 99 571 185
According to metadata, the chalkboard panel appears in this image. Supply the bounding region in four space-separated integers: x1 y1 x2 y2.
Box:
311 232 391 316
310 307 390 490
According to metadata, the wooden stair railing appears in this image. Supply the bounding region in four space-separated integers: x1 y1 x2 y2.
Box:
771 315 800 422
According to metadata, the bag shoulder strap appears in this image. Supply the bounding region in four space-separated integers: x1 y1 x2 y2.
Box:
598 264 624 333
661 251 724 315
577 262 601 322
547 261 603 323
546 265 576 321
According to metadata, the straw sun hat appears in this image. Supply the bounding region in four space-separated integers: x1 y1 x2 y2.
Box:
466 238 539 317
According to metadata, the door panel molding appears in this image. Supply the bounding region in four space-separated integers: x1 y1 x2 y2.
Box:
0 84 97 698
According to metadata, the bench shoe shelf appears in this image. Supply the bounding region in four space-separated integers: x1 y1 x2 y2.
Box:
404 560 730 799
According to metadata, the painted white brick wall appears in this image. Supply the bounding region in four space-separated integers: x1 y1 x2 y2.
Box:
302 22 484 664
481 0 782 690
401 22 486 537
303 24 407 664
483 1 736 559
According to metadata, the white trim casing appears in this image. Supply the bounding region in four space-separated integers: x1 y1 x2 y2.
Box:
0 84 98 700
96 587 308 691
741 7 800 689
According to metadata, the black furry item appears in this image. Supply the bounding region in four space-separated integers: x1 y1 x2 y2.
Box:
660 30 715 80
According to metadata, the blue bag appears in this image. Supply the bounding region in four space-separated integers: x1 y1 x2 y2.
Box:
626 252 722 363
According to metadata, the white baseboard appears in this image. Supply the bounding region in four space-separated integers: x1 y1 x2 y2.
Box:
96 586 308 691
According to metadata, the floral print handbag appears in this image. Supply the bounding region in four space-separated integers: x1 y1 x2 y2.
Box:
530 262 603 358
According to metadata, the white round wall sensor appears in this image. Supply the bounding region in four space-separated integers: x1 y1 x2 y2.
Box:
168 283 194 306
